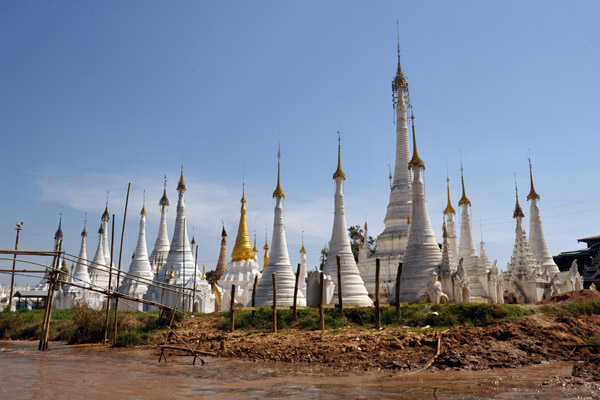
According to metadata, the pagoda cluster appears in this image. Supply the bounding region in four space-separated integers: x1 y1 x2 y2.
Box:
6 45 585 313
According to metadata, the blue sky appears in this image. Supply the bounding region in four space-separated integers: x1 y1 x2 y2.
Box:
1 1 599 284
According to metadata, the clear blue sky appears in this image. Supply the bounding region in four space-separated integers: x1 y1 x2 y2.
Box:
1 1 599 284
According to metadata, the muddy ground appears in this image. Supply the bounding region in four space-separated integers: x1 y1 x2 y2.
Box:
161 291 600 379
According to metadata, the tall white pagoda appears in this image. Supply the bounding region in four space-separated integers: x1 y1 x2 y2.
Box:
100 202 115 289
443 178 459 268
90 223 107 288
161 169 205 310
149 177 171 278
255 146 306 306
358 44 412 299
323 135 373 307
393 117 442 303
120 201 154 310
457 166 487 299
527 158 560 275
72 221 91 287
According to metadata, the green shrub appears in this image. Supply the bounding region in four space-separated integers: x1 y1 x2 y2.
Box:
115 330 143 347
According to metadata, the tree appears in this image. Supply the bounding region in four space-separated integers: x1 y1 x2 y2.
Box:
319 246 328 270
348 225 376 262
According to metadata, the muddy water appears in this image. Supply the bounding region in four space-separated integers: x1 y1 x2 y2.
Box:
0 341 596 399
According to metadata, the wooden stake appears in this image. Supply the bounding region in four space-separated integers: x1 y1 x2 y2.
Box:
113 183 131 344
375 258 381 330
229 284 235 333
336 255 343 318
272 273 277 333
319 271 325 331
292 264 300 321
251 275 258 318
395 262 403 315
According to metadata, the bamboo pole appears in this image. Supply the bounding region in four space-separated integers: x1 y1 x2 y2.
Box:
8 223 23 311
395 262 403 315
103 216 116 345
113 183 131 343
375 258 381 330
272 273 277 333
192 244 198 313
251 275 258 318
292 264 300 321
319 271 325 331
38 240 61 350
229 285 236 332
336 255 343 318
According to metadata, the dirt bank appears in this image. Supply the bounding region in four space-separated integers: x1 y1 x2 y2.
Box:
160 293 600 375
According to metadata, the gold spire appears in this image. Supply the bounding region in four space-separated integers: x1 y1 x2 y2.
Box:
160 175 170 206
442 221 448 238
513 181 525 219
527 157 540 201
176 167 186 193
407 115 425 169
201 265 206 280
300 229 306 254
102 191 110 221
332 132 346 180
169 264 175 280
82 216 87 237
272 142 285 198
141 191 146 216
458 161 471 206
444 178 456 215
231 184 255 261
263 232 269 273
253 232 258 253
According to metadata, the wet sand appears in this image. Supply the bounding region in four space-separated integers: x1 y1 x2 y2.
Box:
0 341 598 399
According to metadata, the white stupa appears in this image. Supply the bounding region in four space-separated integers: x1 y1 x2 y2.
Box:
255 146 306 306
358 44 412 299
443 178 459 269
393 117 442 303
457 166 487 298
71 222 91 287
527 159 560 275
90 223 107 288
298 236 308 299
503 187 546 303
323 135 373 307
149 177 171 278
120 201 154 309
161 169 202 310
218 185 262 308
100 202 115 289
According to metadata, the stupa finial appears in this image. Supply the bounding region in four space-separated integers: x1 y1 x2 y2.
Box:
177 166 186 193
527 154 540 201
513 173 525 219
458 153 471 206
444 166 456 215
272 138 285 198
160 175 170 206
407 114 425 169
333 131 346 180
141 190 147 215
